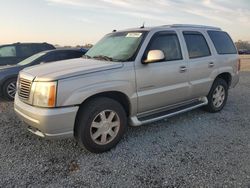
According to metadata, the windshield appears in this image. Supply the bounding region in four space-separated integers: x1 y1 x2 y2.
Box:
18 52 46 66
85 31 146 62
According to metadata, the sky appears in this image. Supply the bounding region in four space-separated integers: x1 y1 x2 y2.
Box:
0 0 250 46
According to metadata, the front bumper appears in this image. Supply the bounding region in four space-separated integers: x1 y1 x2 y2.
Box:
14 95 79 138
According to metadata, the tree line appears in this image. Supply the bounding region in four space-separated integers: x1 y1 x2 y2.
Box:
235 40 250 50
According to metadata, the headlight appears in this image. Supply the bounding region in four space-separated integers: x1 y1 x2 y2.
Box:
33 81 57 107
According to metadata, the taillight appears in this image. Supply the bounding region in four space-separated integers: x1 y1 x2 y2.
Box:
237 59 241 72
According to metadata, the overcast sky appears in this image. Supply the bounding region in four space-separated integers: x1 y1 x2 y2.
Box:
1 0 250 46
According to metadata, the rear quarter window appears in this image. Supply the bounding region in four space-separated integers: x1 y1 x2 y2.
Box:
207 31 237 54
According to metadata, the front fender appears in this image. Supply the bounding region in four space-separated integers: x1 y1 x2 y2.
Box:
57 80 137 115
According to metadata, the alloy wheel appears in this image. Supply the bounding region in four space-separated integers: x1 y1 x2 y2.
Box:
90 110 120 145
212 85 225 108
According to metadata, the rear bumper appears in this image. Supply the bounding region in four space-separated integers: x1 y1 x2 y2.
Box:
14 95 79 138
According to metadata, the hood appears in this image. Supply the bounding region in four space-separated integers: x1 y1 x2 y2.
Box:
21 58 124 81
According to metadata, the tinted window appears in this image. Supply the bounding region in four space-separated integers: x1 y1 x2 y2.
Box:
183 32 211 59
19 45 35 57
67 51 85 58
0 46 16 57
35 44 54 52
147 33 182 61
43 52 60 63
42 51 77 63
208 31 237 54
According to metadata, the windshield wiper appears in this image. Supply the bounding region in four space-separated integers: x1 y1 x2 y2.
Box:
92 55 114 61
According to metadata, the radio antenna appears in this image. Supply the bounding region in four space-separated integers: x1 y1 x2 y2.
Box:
140 22 145 29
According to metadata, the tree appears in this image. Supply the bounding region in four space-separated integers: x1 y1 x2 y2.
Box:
235 40 250 50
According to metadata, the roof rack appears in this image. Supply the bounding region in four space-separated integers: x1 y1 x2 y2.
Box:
161 24 221 30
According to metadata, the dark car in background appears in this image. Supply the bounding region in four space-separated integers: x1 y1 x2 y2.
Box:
0 48 87 100
0 43 55 66
238 49 250 55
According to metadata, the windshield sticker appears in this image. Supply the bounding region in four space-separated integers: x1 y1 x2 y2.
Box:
126 33 142 38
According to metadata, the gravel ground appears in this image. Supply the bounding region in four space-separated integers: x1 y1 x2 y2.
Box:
0 72 250 187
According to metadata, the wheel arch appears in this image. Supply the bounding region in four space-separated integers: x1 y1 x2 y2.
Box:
78 91 131 117
216 72 232 87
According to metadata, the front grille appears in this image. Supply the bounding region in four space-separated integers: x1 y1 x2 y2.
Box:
18 78 32 100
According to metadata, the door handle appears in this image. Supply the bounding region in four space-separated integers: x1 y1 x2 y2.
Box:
208 62 214 68
179 66 187 73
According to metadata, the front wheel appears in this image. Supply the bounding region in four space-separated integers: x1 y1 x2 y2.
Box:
74 97 127 153
3 78 17 101
204 78 228 113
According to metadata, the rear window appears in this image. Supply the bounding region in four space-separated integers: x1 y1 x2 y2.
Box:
183 31 211 59
208 31 237 54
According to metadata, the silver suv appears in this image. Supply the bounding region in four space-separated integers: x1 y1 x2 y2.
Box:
14 24 240 153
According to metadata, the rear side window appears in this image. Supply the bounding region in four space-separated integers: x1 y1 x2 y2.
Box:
146 32 182 61
0 46 16 57
19 45 35 57
183 31 211 59
208 31 237 54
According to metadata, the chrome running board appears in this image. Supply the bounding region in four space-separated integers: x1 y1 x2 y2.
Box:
130 97 208 126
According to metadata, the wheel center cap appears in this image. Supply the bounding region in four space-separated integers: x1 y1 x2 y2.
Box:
103 123 110 131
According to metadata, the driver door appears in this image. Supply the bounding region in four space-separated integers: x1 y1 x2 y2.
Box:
135 31 190 113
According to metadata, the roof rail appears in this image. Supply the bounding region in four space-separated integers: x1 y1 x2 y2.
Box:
162 24 221 30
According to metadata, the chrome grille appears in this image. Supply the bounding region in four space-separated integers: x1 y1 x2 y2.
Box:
18 78 32 100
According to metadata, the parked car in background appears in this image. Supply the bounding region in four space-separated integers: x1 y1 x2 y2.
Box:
0 48 87 100
14 24 239 153
238 49 250 54
0 43 55 66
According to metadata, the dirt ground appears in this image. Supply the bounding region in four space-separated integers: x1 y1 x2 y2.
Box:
240 55 250 71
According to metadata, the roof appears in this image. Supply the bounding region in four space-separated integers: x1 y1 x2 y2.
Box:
118 24 222 32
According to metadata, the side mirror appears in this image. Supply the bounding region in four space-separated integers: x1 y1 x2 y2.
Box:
143 50 165 64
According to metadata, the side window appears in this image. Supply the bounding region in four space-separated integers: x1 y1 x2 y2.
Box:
183 32 211 59
43 53 57 63
207 31 237 54
0 46 16 57
55 51 70 61
68 51 84 59
19 45 35 57
43 51 69 63
146 33 182 61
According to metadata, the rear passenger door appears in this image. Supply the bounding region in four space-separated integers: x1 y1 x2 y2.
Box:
182 31 216 99
136 31 189 113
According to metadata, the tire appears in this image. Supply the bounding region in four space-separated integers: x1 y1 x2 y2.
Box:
2 78 17 101
74 97 127 153
203 78 228 113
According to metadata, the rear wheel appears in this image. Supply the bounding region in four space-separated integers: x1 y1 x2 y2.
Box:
204 78 228 113
74 97 127 153
2 78 17 101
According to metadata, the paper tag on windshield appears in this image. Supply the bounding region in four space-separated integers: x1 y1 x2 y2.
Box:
126 33 142 38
